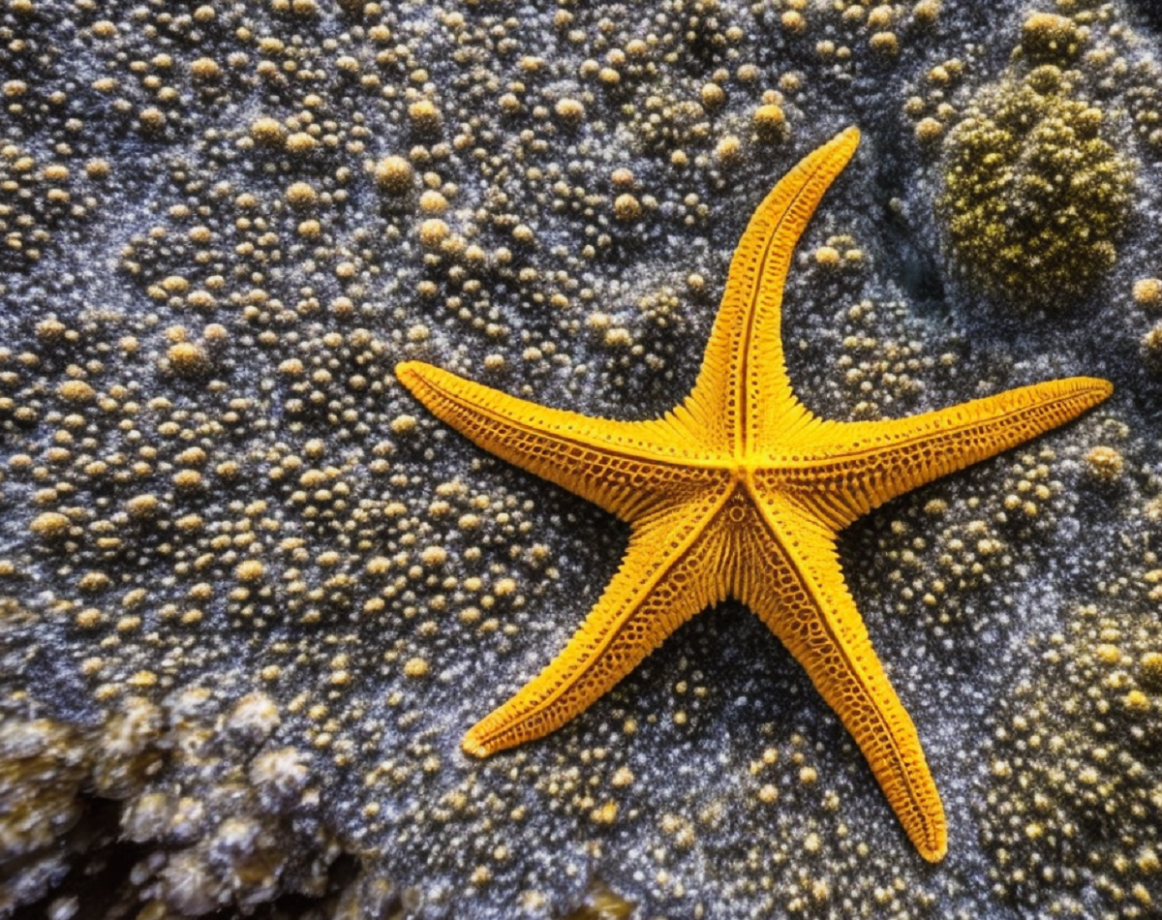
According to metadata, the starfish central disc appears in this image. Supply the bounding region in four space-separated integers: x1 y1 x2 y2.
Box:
395 127 1113 863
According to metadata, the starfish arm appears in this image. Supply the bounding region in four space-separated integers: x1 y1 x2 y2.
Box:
396 361 720 520
463 486 734 757
681 127 860 453
772 376 1113 530
740 497 947 861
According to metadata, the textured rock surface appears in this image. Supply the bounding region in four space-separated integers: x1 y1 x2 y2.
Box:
0 1 1159 918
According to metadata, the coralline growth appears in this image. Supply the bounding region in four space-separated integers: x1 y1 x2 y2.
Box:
938 13 1136 307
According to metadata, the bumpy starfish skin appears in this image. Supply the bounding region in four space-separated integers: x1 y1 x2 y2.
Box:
395 127 1113 862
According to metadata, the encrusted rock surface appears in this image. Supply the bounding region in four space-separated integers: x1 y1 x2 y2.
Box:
1 1 1160 918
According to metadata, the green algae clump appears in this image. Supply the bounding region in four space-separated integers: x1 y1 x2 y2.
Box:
939 65 1136 307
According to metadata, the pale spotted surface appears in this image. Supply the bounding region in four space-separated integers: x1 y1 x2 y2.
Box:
0 1 1159 918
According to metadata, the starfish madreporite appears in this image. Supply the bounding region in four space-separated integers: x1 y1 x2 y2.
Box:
395 127 1112 862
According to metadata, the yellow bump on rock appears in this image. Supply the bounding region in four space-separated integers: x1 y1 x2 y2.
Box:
286 181 317 208
408 99 440 130
29 511 70 539
613 193 642 222
374 155 413 194
167 341 208 376
418 218 449 248
753 103 786 139
235 560 265 582
1133 278 1162 308
58 380 95 402
554 97 585 125
1085 445 1124 481
251 117 284 145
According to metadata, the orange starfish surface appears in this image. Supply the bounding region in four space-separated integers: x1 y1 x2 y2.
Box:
395 127 1112 862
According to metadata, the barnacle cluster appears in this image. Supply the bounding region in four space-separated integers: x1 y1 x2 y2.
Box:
980 602 1162 918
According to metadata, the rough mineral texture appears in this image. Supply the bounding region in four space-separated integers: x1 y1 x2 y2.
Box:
1 1 1160 918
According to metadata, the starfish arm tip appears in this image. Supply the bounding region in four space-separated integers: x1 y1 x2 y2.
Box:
461 731 492 759
920 836 948 863
1063 375 1114 410
394 360 423 383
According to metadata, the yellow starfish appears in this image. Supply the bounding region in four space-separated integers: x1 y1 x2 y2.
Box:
395 127 1112 862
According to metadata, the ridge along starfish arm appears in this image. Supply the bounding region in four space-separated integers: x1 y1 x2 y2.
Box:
395 127 1113 863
